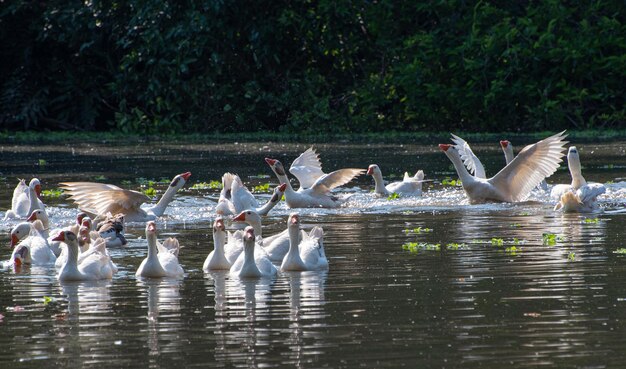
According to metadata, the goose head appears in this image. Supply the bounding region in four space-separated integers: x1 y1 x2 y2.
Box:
29 178 42 199
9 222 31 247
243 226 256 250
81 217 93 230
13 244 31 266
27 209 49 225
213 217 226 233
264 158 286 176
366 164 382 177
499 140 510 149
169 172 192 190
287 213 300 236
76 212 88 225
146 221 157 237
567 146 581 169
233 210 261 224
52 231 79 254
78 225 91 245
269 183 287 203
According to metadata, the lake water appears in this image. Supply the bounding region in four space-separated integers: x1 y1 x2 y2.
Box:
1 138 625 368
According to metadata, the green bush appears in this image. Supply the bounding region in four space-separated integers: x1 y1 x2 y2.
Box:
1 1 624 133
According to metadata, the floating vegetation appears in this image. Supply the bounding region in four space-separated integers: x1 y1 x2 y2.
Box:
191 180 221 190
142 187 157 197
403 227 433 234
491 238 504 247
41 188 63 198
137 177 170 187
43 296 53 305
542 233 565 246
505 246 521 255
121 180 133 186
446 242 468 250
387 192 401 200
402 242 441 253
94 175 107 181
568 252 576 261
582 218 600 224
509 223 522 228
441 178 461 187
252 183 271 193
38 159 47 166
613 248 626 255
518 212 531 216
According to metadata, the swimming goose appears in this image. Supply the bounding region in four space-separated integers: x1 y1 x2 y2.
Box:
551 146 606 212
439 131 567 203
203 217 231 271
136 221 184 278
233 210 305 262
61 172 191 222
54 231 114 281
10 220 56 266
280 213 328 271
229 226 277 278
4 178 45 219
264 153 364 208
215 172 286 216
367 164 424 197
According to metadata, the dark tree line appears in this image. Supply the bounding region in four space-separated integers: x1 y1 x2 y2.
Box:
1 0 624 133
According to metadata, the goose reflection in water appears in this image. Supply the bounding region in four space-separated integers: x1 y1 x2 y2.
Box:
136 278 183 360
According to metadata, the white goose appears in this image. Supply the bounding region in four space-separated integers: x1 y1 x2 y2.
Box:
203 217 231 271
136 221 184 278
552 146 606 212
54 222 94 269
500 140 548 191
53 231 114 281
10 220 56 266
60 172 191 222
4 178 45 219
233 210 305 262
264 151 364 208
229 226 277 278
215 172 287 216
439 131 567 203
367 164 425 197
280 213 328 271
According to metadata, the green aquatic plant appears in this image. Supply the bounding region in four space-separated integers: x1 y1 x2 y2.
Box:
582 217 598 224
568 252 576 261
403 227 433 234
505 246 520 255
442 178 461 187
191 180 221 190
402 242 441 253
613 248 626 255
142 187 157 197
94 175 107 181
43 296 53 305
41 188 63 198
121 180 133 186
38 159 47 166
510 223 522 228
252 183 271 193
491 238 504 247
446 243 468 250
542 233 564 246
387 192 401 200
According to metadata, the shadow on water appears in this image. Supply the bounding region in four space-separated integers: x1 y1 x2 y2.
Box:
0 140 625 367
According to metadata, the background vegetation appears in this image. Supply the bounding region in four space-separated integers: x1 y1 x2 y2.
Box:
1 1 624 134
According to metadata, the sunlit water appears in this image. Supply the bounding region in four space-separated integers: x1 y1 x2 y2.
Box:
0 139 625 368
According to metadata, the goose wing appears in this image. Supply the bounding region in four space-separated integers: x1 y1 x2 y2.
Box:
310 168 365 195
451 134 486 178
61 182 150 216
489 131 567 202
289 147 325 189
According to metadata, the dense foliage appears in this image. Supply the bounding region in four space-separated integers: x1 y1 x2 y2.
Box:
1 1 624 133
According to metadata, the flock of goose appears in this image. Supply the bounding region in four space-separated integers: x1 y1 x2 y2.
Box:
3 131 608 283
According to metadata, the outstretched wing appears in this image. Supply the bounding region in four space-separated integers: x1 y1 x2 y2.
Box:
61 182 150 217
310 168 365 195
489 131 567 202
451 134 486 179
290 147 325 189
578 183 606 204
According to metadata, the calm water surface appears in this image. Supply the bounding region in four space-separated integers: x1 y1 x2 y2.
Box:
1 139 625 368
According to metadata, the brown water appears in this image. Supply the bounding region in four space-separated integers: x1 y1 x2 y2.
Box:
1 138 625 368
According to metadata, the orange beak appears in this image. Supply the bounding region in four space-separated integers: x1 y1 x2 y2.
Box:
51 232 65 242
10 234 19 248
278 183 287 191
439 144 452 152
290 214 299 225
180 172 192 181
366 167 373 175
27 212 38 222
233 212 246 222
500 140 509 148
215 218 225 230
147 223 156 232
265 158 277 166
14 257 22 266
34 184 42 198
